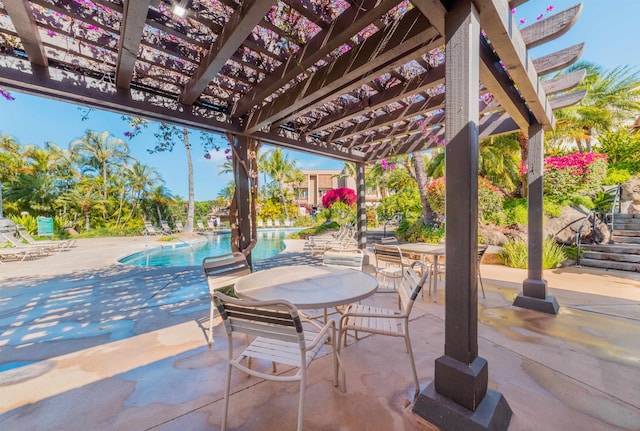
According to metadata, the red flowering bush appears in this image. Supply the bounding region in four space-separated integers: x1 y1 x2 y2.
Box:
321 187 356 208
542 153 607 198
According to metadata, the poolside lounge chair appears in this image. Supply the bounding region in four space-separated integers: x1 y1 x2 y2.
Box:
274 219 281 228
202 252 251 346
143 221 161 235
214 292 343 431
0 227 57 255
266 219 273 228
257 219 264 228
207 219 216 230
338 261 429 397
0 247 31 263
196 220 206 231
16 225 75 250
160 220 173 234
174 220 184 232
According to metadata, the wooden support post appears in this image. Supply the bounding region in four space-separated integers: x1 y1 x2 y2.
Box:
513 123 559 314
232 135 253 263
356 162 367 250
413 2 512 429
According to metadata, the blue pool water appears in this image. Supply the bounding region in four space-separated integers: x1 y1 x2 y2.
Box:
119 229 300 267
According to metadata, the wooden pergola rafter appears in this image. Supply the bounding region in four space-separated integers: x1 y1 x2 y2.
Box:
0 1 589 428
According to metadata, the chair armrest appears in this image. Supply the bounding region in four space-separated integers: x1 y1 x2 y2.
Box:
304 320 335 352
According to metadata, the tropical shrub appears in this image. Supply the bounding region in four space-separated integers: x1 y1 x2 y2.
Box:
604 168 632 185
498 238 567 269
543 152 607 198
596 130 640 175
321 187 356 207
425 176 502 222
398 217 445 243
377 186 422 220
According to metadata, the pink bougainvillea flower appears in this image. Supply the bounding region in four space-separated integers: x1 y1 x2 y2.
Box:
519 18 526 24
381 159 388 169
546 5 555 12
536 13 544 20
46 29 57 37
511 8 516 14
0 89 15 101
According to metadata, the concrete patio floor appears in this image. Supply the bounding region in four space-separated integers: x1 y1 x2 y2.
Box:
1 236 639 430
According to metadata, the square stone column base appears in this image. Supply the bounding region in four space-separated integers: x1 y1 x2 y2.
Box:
513 294 559 315
413 382 512 431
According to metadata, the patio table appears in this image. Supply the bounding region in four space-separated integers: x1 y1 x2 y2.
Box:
234 265 378 321
398 243 445 295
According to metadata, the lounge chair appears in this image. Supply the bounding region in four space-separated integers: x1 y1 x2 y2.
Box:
196 220 206 231
160 220 173 234
207 219 216 230
0 227 56 255
266 219 273 228
0 247 31 263
274 219 281 228
174 220 184 232
143 221 161 235
257 219 264 228
16 225 75 250
214 292 344 431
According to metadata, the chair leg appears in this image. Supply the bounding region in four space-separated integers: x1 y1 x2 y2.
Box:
404 325 420 397
221 362 232 431
208 294 215 346
297 372 306 431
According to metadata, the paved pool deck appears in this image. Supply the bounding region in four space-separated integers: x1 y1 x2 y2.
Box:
0 236 639 430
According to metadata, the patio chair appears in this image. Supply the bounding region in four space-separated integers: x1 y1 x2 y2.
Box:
338 261 429 397
274 219 281 228
257 219 264 228
214 292 343 431
202 252 251 345
196 220 206 231
322 248 364 270
371 243 411 294
16 225 75 250
207 219 216 230
478 244 488 299
266 219 274 228
378 236 399 245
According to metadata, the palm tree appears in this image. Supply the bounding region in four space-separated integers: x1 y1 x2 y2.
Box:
56 184 104 230
261 148 298 220
411 151 436 225
479 134 521 193
153 124 195 233
548 62 640 152
149 185 174 225
70 130 130 199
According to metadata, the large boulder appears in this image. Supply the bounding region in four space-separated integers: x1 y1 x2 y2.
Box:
544 205 592 245
620 177 640 213
479 222 527 245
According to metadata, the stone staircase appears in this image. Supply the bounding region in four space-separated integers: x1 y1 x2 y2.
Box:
580 214 640 272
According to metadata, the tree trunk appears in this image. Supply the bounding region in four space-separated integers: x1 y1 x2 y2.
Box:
518 131 529 198
412 151 436 225
183 128 195 233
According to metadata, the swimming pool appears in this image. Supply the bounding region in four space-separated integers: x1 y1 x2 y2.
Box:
119 229 301 267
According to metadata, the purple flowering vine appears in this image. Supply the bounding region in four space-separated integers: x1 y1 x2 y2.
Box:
0 88 15 101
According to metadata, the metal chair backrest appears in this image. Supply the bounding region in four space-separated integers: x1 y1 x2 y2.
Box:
202 252 251 291
398 261 430 315
322 248 364 270
379 236 399 245
373 243 404 268
214 292 306 352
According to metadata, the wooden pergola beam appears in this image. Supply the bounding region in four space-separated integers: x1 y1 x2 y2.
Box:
521 3 582 49
3 0 48 66
533 43 585 77
232 0 400 117
180 0 275 105
116 0 150 89
474 0 554 129
244 9 438 133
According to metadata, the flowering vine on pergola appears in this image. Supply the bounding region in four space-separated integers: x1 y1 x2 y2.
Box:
0 1 588 429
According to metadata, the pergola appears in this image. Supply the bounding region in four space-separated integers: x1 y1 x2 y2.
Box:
0 0 585 429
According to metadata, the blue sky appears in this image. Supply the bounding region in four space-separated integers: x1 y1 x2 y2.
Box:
0 0 638 201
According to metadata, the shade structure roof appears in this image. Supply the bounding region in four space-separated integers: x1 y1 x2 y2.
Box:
0 0 585 163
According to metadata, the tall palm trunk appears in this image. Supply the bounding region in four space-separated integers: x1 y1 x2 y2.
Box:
412 151 435 225
518 131 529 198
183 128 195 233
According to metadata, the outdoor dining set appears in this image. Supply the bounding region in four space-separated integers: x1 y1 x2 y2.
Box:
200 232 479 431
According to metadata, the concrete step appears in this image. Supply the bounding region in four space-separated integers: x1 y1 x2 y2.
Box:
578 258 640 272
582 244 640 254
612 230 640 237
583 251 640 264
612 222 640 230
612 235 640 245
612 213 640 220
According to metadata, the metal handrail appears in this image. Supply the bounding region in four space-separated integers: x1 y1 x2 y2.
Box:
575 210 597 267
383 212 402 237
606 184 622 233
